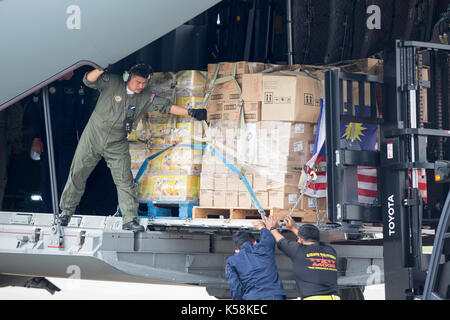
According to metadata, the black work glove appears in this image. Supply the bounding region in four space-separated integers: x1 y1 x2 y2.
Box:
188 108 207 121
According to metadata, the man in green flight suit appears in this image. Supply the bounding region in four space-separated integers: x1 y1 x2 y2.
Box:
58 64 206 231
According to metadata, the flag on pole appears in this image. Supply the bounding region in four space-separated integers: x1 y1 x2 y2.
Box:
305 99 427 204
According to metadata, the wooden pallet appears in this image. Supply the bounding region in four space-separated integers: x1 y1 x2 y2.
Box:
139 201 198 219
192 206 328 223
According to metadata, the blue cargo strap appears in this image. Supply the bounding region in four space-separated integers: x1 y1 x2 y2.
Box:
133 142 266 219
134 143 179 183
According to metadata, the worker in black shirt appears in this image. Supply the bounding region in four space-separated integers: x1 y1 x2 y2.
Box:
264 215 340 300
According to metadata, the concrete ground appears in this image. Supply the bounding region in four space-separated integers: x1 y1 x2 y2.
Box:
0 278 385 300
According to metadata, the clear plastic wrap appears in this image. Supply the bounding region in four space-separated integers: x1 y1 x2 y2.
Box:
200 120 321 210
128 70 207 203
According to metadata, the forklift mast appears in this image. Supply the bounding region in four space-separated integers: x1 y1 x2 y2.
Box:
325 40 450 300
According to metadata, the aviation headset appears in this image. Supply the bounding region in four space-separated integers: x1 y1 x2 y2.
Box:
123 63 153 82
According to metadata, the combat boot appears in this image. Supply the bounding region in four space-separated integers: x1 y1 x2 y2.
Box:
58 214 71 227
122 218 145 232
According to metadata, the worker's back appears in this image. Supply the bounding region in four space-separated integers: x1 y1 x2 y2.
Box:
226 229 286 300
277 239 339 299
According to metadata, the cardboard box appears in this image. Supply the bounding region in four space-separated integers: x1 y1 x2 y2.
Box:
138 174 199 202
214 174 228 191
269 190 299 209
238 174 253 192
261 74 322 123
209 101 262 122
200 190 214 207
267 173 301 191
200 173 214 190
236 123 258 163
300 196 327 211
175 70 207 97
227 174 241 192
268 185 298 209
336 58 383 76
210 80 242 102
226 191 239 207
176 96 204 110
214 161 230 174
255 191 269 208
129 144 150 173
263 154 307 171
208 61 266 80
242 73 264 101
262 121 315 157
239 191 253 208
213 191 227 207
201 151 216 173
253 174 268 192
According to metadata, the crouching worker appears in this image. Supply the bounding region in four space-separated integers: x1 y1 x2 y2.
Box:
226 220 286 300
265 215 340 300
58 64 207 231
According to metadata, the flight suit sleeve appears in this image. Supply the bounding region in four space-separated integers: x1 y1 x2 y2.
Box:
144 94 172 114
83 72 117 92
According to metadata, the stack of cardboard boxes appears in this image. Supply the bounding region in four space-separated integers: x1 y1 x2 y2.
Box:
127 58 428 212
200 62 327 210
128 70 206 203
207 61 265 122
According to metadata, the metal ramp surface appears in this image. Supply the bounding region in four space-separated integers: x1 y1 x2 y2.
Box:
0 0 221 109
0 211 385 297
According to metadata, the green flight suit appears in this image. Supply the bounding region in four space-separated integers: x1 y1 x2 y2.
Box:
0 103 23 210
59 73 171 223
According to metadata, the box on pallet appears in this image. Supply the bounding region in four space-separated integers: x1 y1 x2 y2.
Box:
238 191 252 207
226 191 239 207
207 101 261 122
200 172 214 190
207 61 265 81
242 73 264 101
130 145 200 175
200 190 214 207
175 70 207 98
259 121 315 161
261 73 323 123
213 191 227 207
138 174 200 202
144 118 203 146
209 80 242 102
268 185 327 210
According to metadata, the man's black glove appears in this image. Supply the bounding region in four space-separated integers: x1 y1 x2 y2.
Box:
188 108 207 121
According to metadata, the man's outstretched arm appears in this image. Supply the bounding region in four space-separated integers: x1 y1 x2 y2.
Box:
86 69 105 82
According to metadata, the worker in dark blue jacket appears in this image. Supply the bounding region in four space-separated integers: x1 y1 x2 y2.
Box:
226 220 286 300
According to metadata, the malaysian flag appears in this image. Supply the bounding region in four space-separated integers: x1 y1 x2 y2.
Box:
304 99 327 198
305 99 427 204
305 100 379 203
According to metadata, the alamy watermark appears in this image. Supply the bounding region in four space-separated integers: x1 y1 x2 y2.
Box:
367 5 381 30
66 5 81 30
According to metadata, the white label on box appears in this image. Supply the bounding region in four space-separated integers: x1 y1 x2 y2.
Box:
288 194 297 203
295 123 305 134
308 198 316 208
294 141 303 152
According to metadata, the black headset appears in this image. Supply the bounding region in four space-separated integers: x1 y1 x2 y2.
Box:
123 63 153 82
